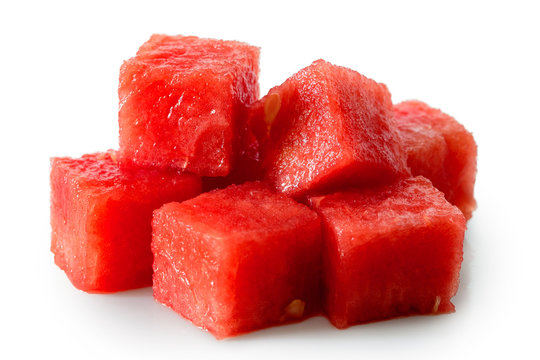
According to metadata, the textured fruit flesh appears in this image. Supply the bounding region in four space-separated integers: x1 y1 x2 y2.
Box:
152 182 321 339
201 99 267 192
394 100 477 219
308 176 465 328
118 34 260 176
50 151 201 292
255 59 409 198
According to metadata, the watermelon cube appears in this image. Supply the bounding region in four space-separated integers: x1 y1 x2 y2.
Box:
200 98 268 192
152 182 321 339
118 34 260 176
50 151 201 292
394 100 477 219
253 59 409 198
308 177 466 329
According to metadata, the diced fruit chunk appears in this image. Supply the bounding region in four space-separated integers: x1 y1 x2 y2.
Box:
118 34 260 176
308 176 465 328
152 182 321 339
199 96 268 192
394 100 477 219
50 151 201 292
253 59 409 198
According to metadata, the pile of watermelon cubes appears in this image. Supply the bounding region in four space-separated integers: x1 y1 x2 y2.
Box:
50 35 477 339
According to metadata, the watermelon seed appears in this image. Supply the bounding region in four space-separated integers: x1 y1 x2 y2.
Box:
281 299 305 321
107 150 118 163
264 93 281 131
432 296 441 313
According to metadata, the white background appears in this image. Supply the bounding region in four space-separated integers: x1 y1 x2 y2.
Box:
1 1 539 359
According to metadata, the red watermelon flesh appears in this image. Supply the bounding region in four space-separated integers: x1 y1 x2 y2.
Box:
118 34 260 176
254 59 409 198
394 100 477 219
308 176 465 329
50 151 201 292
152 182 321 339
200 100 267 192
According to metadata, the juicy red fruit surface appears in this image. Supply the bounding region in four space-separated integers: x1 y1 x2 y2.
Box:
50 151 201 292
255 59 409 198
309 176 465 328
118 34 260 176
152 182 321 339
394 100 477 219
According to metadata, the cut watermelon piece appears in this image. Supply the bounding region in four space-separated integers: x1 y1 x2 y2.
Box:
308 176 465 329
50 151 201 292
253 59 409 198
152 182 321 339
394 100 477 219
200 99 268 192
118 34 260 176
